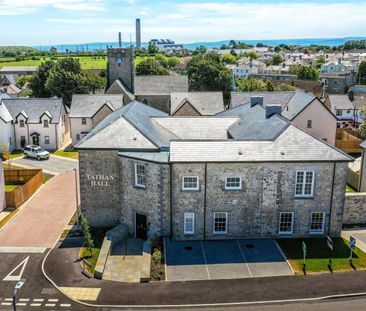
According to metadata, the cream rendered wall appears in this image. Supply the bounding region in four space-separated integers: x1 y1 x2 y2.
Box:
0 120 14 151
292 99 336 146
70 117 92 146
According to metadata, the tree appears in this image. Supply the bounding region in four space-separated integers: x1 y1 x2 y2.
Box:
268 54 284 65
266 81 275 91
136 58 169 75
29 58 105 106
276 83 296 91
80 215 94 257
166 56 180 69
290 65 320 81
147 42 159 55
315 55 326 69
187 53 232 104
236 78 267 92
222 53 237 64
16 75 33 88
357 61 366 85
192 45 207 55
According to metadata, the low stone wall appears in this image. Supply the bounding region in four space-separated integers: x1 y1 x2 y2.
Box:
343 192 366 225
347 169 359 191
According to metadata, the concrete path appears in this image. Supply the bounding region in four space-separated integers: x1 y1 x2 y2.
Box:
11 155 78 175
0 170 77 249
165 239 292 281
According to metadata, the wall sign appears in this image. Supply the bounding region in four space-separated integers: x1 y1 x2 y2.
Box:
86 174 115 187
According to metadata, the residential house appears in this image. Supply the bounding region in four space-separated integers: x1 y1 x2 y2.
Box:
325 94 366 128
170 92 224 116
0 66 37 76
75 100 351 240
229 91 337 145
0 100 14 152
321 60 356 74
69 94 124 145
105 47 188 113
0 98 70 150
0 75 22 98
0 159 5 212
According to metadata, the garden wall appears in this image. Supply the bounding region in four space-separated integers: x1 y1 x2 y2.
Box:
343 192 366 225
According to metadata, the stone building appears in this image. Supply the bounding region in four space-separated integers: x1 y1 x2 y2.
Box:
76 99 352 241
105 47 188 113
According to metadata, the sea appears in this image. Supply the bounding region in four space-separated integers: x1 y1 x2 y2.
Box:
33 37 366 53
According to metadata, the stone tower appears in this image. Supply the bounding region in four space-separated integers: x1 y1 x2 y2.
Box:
107 47 135 92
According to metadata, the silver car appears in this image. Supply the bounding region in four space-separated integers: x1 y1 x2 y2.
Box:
24 145 50 160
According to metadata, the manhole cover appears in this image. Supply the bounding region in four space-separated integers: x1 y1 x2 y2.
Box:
184 246 192 251
246 244 254 248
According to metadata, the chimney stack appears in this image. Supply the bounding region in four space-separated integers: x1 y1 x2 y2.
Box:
136 18 141 48
250 96 263 107
118 32 122 48
265 105 282 119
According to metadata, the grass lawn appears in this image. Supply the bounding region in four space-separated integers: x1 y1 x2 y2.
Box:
80 228 107 274
277 237 366 274
8 150 24 159
5 184 19 192
346 184 357 193
52 150 79 160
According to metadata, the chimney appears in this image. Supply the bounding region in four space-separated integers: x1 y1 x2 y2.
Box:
250 96 263 107
136 18 141 48
118 32 122 48
265 105 282 119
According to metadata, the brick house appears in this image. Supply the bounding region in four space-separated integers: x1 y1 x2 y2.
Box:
76 100 351 241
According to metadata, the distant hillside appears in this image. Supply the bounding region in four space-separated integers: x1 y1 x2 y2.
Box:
0 46 38 54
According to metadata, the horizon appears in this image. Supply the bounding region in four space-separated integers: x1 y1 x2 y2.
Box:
1 0 366 46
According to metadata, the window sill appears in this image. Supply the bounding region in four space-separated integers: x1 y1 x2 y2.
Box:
224 188 242 191
134 185 146 190
182 189 200 192
278 232 293 236
294 196 314 200
309 231 324 235
213 232 227 235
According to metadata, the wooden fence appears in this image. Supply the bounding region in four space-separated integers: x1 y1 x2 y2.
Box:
4 169 43 208
335 129 363 153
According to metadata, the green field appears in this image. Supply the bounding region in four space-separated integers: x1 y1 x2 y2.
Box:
278 237 366 274
0 56 107 70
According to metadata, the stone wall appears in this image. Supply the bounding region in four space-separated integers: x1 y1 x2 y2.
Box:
135 95 170 113
343 192 366 225
173 103 201 117
79 149 121 227
107 48 134 91
92 105 113 128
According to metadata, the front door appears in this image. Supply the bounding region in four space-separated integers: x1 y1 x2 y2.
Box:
135 213 147 240
32 136 39 145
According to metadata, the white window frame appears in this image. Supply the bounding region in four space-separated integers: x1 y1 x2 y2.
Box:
279 212 294 235
182 176 199 191
184 212 195 234
310 212 325 234
81 118 87 125
44 136 50 145
295 170 315 198
213 212 228 234
43 119 49 128
225 177 242 190
134 163 146 188
19 119 25 127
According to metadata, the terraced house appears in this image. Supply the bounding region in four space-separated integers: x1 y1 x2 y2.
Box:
76 99 352 241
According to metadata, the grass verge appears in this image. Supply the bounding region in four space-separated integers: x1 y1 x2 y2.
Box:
52 150 78 160
0 209 19 229
150 236 165 281
5 184 20 192
277 237 366 274
80 228 106 274
346 184 357 193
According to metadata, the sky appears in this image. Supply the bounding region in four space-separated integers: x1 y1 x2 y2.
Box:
1 0 366 46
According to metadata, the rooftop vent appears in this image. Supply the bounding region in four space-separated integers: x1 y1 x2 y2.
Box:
250 96 264 107
265 105 282 119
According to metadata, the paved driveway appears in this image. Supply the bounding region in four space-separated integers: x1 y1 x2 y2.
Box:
0 170 77 250
165 239 292 281
11 155 78 175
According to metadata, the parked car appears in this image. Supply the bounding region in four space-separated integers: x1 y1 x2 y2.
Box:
24 145 50 160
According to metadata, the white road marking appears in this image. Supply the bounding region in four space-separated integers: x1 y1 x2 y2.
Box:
19 298 30 302
30 303 42 307
236 240 253 277
16 302 27 306
33 298 44 302
48 298 58 302
60 303 71 307
1 302 12 306
45 303 56 307
3 256 29 281
5 298 13 301
200 241 211 280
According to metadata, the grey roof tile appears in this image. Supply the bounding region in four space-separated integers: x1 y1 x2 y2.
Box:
119 151 170 163
134 76 188 95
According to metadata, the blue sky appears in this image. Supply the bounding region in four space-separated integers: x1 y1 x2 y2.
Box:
1 0 366 46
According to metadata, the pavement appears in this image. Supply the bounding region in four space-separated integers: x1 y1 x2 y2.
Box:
11 154 78 175
165 239 292 281
342 228 366 253
0 170 78 249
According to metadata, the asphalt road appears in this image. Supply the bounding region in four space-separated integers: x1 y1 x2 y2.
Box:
11 155 78 175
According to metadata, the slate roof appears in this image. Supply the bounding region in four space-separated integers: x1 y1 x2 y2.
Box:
69 94 124 118
328 95 366 110
0 102 12 123
76 101 178 149
0 92 10 100
0 66 38 73
134 76 188 95
119 151 170 163
105 79 135 103
2 98 64 123
169 125 353 163
218 103 289 140
170 92 224 116
0 74 18 85
230 91 316 121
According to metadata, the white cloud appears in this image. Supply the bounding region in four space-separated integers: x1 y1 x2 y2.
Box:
0 0 106 15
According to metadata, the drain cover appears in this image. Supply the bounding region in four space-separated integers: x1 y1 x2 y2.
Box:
246 244 254 248
184 246 193 251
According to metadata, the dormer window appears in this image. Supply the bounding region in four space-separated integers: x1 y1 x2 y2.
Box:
43 120 49 128
19 119 25 127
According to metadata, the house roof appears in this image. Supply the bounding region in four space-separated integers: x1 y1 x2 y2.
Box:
134 75 188 95
0 84 21 95
170 92 224 116
2 98 64 123
169 125 352 163
105 79 135 103
0 66 37 73
0 92 10 100
0 102 12 123
328 95 366 110
230 91 317 121
119 151 170 163
69 94 124 118
0 74 18 85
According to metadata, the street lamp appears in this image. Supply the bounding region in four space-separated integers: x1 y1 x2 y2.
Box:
13 278 26 311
